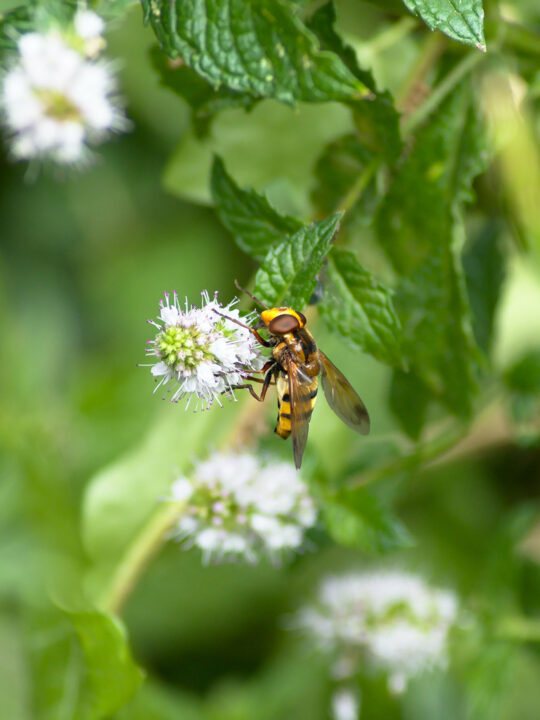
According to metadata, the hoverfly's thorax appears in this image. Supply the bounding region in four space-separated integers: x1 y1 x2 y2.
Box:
287 328 320 374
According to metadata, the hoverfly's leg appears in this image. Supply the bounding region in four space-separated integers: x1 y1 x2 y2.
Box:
246 360 275 374
212 309 272 347
232 366 274 401
241 375 276 385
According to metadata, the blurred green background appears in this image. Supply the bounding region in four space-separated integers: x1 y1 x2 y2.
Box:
1 1 540 719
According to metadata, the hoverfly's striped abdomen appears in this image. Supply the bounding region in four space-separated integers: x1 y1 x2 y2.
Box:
275 374 319 439
275 374 293 438
272 327 320 441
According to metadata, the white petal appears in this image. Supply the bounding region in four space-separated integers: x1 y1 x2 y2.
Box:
171 477 193 502
195 527 222 551
159 305 180 326
74 10 105 39
11 133 36 159
221 534 248 554
151 361 171 378
55 121 85 161
176 515 199 535
196 361 219 388
2 69 43 128
388 672 407 694
32 117 65 151
21 33 82 91
210 337 238 366
331 689 359 720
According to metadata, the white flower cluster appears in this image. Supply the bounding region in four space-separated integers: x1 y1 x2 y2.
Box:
297 570 458 694
1 9 124 163
146 290 264 409
169 451 317 563
331 688 360 720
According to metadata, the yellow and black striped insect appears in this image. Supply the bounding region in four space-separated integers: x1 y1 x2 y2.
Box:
221 282 370 469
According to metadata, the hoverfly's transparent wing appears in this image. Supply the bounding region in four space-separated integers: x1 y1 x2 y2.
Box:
286 356 316 469
319 352 370 435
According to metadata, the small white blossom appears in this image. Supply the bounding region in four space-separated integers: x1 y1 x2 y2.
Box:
145 291 265 410
168 451 316 563
71 9 107 58
0 17 124 164
331 688 360 720
296 570 458 693
74 10 105 41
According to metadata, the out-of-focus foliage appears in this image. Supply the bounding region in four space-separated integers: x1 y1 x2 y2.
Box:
0 0 540 718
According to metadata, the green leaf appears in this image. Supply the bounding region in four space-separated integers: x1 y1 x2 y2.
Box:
402 0 486 50
504 350 540 423
211 156 303 260
396 249 481 418
323 488 412 553
306 0 376 93
95 0 139 18
115 679 205 720
505 351 540 397
462 641 514 720
253 213 342 308
307 1 402 163
311 133 377 216
376 84 486 421
150 46 254 137
68 610 144 719
351 95 402 164
376 84 486 277
0 610 30 720
0 5 33 51
463 221 506 355
389 369 431 440
319 249 402 367
141 0 370 105
28 606 142 720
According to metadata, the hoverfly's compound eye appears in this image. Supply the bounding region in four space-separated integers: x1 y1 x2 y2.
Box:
298 312 307 326
269 313 301 334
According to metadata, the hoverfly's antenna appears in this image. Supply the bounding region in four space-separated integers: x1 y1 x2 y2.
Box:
234 279 270 309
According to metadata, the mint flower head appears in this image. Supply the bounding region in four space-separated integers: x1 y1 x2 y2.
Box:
0 10 125 164
169 451 317 563
296 571 458 694
145 291 265 410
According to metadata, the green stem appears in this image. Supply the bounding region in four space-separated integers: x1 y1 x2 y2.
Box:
99 501 185 616
337 159 379 215
402 51 484 136
368 16 418 55
346 423 468 489
397 32 447 113
347 399 514 490
493 20 540 58
497 616 540 643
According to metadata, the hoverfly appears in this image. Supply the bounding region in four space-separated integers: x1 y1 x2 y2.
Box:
219 282 370 469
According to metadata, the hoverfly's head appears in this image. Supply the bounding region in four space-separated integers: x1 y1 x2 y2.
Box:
260 307 307 335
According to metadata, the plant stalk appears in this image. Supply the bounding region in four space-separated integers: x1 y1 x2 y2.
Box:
402 51 484 136
99 501 185 616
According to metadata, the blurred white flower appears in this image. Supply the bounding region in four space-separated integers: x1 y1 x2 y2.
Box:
0 14 124 164
74 10 105 40
169 451 317 563
73 10 106 58
296 570 458 693
145 291 265 410
331 688 360 720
